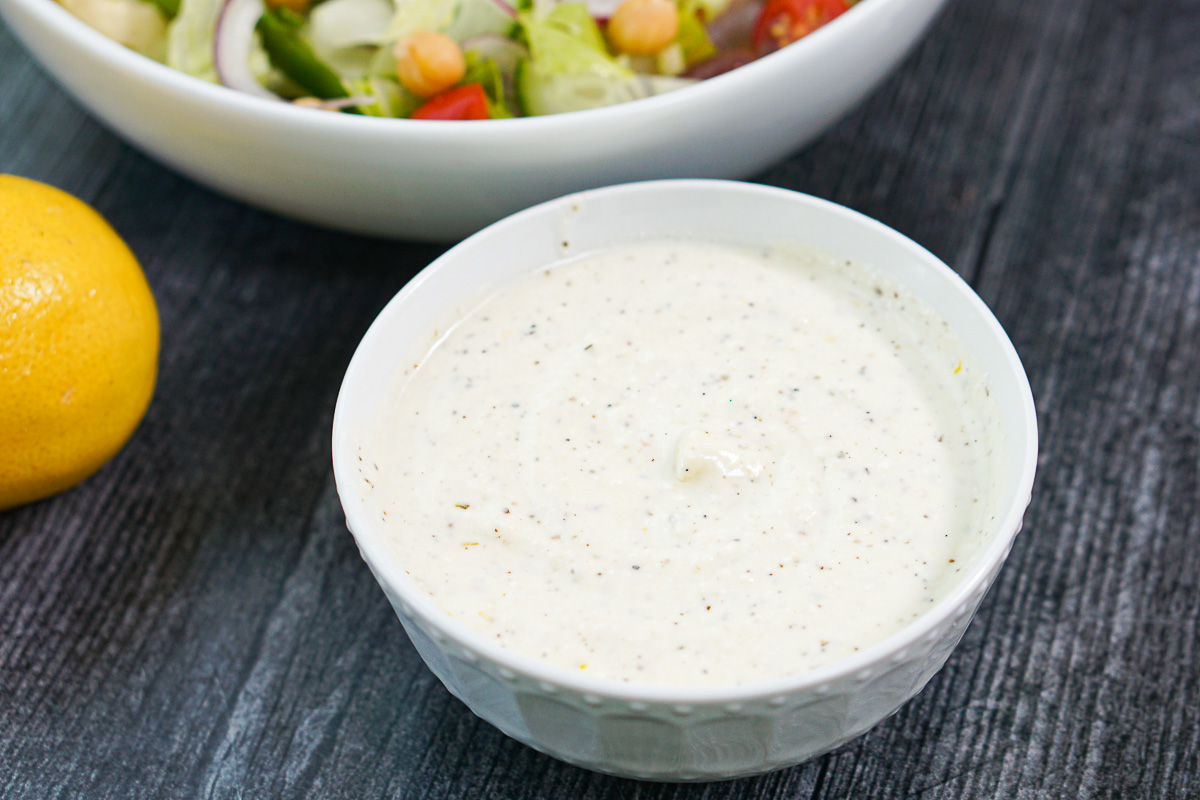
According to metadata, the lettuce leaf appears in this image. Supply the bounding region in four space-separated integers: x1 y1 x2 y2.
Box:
165 0 224 79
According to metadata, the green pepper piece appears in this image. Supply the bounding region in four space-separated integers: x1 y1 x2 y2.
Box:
675 0 717 65
256 9 351 102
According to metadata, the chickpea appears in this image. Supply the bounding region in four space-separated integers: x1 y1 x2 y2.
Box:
394 32 466 98
607 0 679 56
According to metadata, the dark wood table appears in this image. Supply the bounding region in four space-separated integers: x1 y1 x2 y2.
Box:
2 0 1197 796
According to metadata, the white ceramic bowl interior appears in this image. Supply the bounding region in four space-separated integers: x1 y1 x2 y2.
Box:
331 179 1038 781
1 0 950 241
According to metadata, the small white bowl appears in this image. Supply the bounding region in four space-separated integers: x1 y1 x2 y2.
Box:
1 0 950 241
332 180 1037 780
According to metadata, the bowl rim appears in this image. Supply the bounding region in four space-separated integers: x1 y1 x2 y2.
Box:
331 178 1039 705
5 0 910 134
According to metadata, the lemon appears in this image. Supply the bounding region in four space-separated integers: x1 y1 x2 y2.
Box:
0 175 159 511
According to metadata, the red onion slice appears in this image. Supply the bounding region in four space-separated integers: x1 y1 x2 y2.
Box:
486 0 518 16
683 46 756 79
704 0 762 51
214 0 280 99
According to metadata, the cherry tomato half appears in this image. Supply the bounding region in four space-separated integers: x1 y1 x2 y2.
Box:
752 0 848 53
412 83 490 121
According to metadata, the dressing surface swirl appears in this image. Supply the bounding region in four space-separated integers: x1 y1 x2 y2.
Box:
359 241 1004 685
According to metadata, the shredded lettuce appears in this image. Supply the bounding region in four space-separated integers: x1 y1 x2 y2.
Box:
514 3 637 115
384 0 460 41
377 0 514 59
462 51 515 117
515 0 557 20
311 0 394 47
165 0 224 79
347 75 423 115
374 0 501 80
62 0 168 58
79 0 744 116
636 73 696 95
306 0 394 79
518 4 624 76
656 41 685 75
444 0 517 40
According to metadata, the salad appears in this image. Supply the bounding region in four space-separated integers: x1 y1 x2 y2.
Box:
56 0 857 117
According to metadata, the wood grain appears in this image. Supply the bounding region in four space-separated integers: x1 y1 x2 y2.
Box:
1 0 1198 796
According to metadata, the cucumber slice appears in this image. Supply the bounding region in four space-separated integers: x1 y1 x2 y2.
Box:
514 3 638 115
515 60 695 115
515 60 640 115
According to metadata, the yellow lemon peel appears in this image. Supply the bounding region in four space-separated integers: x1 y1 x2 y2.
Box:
0 175 159 510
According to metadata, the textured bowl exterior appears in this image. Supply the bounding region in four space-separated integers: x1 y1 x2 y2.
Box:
357 537 1015 781
332 181 1038 780
1 0 948 241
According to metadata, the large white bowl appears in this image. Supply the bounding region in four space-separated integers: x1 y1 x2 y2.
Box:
1 0 949 241
331 179 1038 780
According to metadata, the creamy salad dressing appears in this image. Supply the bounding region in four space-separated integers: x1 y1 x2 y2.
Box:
357 241 1004 686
